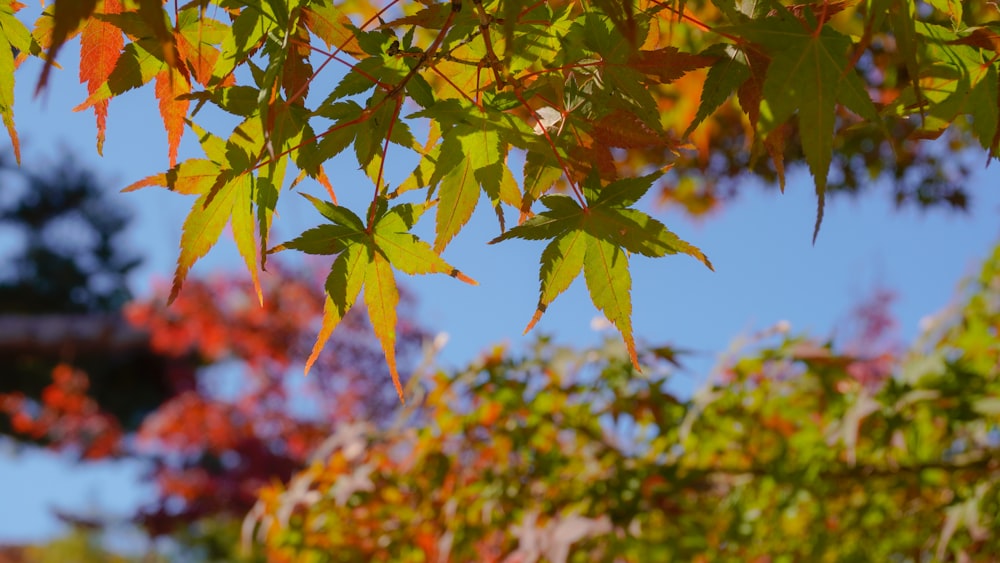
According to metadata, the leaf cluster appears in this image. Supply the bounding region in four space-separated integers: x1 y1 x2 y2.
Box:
5 0 1000 397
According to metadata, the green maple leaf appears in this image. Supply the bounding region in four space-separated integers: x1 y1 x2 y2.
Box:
409 99 532 250
0 0 38 164
432 123 504 251
490 174 712 367
374 202 476 283
286 197 476 402
685 44 751 137
307 241 369 376
724 8 878 242
123 121 264 304
899 22 1000 154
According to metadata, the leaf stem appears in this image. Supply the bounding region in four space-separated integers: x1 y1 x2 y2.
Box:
519 61 603 82
512 89 586 208
648 0 743 44
369 96 405 229
287 0 401 106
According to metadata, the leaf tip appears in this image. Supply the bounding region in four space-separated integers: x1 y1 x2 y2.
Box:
624 337 640 372
522 305 545 335
629 353 642 372
390 366 405 404
304 337 325 376
122 173 166 193
451 268 477 285
166 284 181 307
812 189 826 245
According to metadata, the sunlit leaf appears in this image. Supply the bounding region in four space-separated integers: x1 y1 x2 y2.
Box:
364 250 402 401
78 0 122 155
305 243 368 374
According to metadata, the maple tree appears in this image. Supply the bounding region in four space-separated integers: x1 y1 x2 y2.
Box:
3 0 999 399
124 265 426 535
245 244 1000 561
1 261 427 559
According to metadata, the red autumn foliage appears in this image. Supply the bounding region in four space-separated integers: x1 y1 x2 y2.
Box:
127 262 426 533
0 363 123 460
1 261 426 535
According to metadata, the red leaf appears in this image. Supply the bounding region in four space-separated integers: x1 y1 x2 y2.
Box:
591 110 671 149
155 68 190 167
628 47 715 84
737 48 769 130
36 0 99 94
282 22 313 102
79 0 123 155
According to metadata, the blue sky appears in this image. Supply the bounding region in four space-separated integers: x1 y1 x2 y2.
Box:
2 7 1000 545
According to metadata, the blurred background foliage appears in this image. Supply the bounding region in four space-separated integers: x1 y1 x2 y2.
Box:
248 243 1000 561
2 136 1000 559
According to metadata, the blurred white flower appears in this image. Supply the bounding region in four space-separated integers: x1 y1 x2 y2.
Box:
590 315 613 332
433 331 450 351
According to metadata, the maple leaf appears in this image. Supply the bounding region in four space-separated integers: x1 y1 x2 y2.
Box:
898 22 1000 155
410 99 535 248
36 0 99 94
123 121 263 305
490 174 712 368
284 197 476 402
282 21 313 101
136 0 179 73
684 44 751 138
364 250 401 398
78 0 122 156
301 2 362 56
122 158 220 195
155 68 190 167
627 47 715 84
432 122 504 251
592 110 672 149
724 8 878 242
307 241 368 383
73 42 162 111
174 9 228 87
0 0 34 163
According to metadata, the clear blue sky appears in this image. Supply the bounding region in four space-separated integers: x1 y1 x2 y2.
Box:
2 7 1000 544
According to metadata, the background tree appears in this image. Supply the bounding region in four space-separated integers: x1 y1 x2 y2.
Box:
0 260 427 552
0 156 156 456
126 264 425 539
0 156 139 313
247 242 1000 562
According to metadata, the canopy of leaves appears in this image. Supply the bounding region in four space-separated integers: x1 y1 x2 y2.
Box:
5 0 999 396
246 241 1000 561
